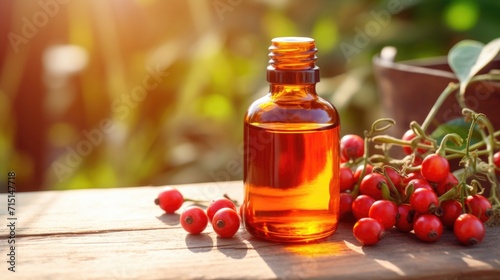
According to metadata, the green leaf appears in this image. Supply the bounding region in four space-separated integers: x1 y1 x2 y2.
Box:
470 38 500 79
431 118 481 150
448 38 500 94
448 40 483 94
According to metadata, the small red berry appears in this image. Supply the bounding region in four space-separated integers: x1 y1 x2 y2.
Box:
384 166 402 192
454 214 485 246
413 214 443 242
353 164 374 183
154 187 184 213
339 166 355 192
212 208 240 238
439 199 462 229
369 200 398 230
435 172 458 196
401 130 431 156
401 172 424 187
406 178 433 191
339 192 354 220
340 134 364 161
396 204 414 232
493 151 500 173
180 206 208 234
410 188 439 214
360 173 386 200
421 153 450 183
206 198 237 221
353 217 384 246
465 194 493 223
411 155 424 166
352 194 376 220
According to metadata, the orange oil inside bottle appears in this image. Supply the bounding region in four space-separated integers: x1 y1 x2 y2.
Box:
243 122 340 242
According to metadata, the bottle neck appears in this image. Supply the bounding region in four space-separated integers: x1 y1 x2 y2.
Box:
269 84 317 100
267 67 320 84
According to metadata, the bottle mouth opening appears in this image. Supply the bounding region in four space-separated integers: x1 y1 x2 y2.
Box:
271 37 315 43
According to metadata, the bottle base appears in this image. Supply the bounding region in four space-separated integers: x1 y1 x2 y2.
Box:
245 222 338 243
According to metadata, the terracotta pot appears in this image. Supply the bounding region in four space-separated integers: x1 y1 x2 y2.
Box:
372 51 500 142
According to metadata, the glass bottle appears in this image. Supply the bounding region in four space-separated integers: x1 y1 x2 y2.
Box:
242 37 341 242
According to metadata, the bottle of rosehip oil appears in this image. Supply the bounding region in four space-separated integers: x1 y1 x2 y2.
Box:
242 37 340 242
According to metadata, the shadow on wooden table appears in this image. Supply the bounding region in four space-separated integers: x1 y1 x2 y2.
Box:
215 236 248 259
358 227 500 279
184 233 213 253
243 222 500 279
183 230 250 259
155 213 181 226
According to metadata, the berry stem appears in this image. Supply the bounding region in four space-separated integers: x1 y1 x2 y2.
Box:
436 133 462 157
351 118 396 198
382 166 402 204
421 82 458 132
223 193 239 206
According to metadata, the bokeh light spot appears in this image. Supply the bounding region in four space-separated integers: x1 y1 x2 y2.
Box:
200 93 233 120
312 16 339 52
444 1 479 31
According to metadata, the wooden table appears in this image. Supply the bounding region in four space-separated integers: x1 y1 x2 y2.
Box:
1 181 500 279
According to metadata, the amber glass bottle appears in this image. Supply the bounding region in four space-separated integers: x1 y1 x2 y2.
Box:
242 37 340 242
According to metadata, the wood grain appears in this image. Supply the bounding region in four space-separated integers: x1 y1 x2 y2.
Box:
1 181 499 279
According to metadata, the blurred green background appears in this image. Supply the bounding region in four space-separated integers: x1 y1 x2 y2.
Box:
0 0 499 192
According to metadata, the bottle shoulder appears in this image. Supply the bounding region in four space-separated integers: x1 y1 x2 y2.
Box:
245 94 339 125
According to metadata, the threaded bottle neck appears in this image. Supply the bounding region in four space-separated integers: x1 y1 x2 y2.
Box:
267 37 320 84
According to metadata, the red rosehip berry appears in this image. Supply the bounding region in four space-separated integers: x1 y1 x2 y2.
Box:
406 178 433 192
401 172 424 187
396 204 414 232
206 198 237 222
368 200 398 230
410 188 439 214
465 194 493 223
352 194 376 220
340 134 364 161
353 217 384 246
435 172 458 196
454 214 485 246
413 214 443 242
493 151 500 173
180 206 208 234
401 130 431 156
339 192 354 220
339 166 355 192
439 199 463 229
384 166 402 193
212 208 240 238
360 173 387 200
353 164 374 183
154 187 184 213
421 153 450 183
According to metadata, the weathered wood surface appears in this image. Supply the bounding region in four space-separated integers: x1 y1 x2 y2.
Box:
1 181 500 279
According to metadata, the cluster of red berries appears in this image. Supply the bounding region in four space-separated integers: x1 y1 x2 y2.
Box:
340 133 493 246
154 187 241 238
